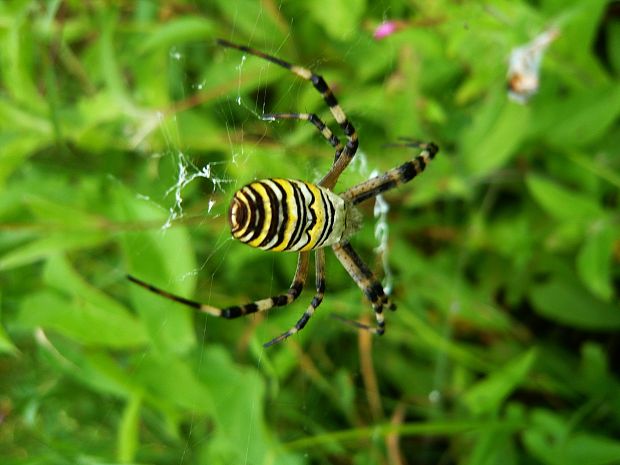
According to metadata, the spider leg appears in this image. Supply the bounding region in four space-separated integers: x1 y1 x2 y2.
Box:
261 113 343 159
263 249 326 347
341 142 438 205
331 241 395 336
128 252 309 319
217 39 358 189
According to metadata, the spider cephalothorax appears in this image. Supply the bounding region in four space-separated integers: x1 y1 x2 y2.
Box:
128 39 438 347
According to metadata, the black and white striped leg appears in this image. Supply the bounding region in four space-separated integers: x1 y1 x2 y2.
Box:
341 142 439 205
331 242 395 336
261 112 344 158
128 252 310 320
217 39 359 190
264 249 326 347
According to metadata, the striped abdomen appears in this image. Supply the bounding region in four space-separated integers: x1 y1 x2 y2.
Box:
228 178 347 252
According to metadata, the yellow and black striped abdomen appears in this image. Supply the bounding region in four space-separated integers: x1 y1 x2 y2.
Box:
228 178 346 252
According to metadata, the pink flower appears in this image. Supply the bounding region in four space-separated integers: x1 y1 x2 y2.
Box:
374 21 399 39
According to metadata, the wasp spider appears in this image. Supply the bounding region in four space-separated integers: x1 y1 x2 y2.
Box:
128 39 439 348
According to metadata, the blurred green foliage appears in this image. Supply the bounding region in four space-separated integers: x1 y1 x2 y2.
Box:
1 1 619 464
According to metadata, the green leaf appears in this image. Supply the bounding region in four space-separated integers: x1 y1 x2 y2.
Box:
554 0 609 70
526 175 604 222
609 20 620 75
134 353 213 414
559 433 620 465
462 95 530 177
0 323 17 355
25 195 104 228
38 338 142 399
524 409 620 465
138 17 215 54
0 232 108 271
462 348 537 415
0 11 46 112
17 290 148 348
0 101 52 184
529 277 620 330
0 293 18 355
114 183 196 355
213 0 287 44
0 98 51 134
307 0 367 41
576 222 616 301
580 343 609 390
99 11 131 105
117 393 142 464
466 423 519 465
540 84 620 148
16 255 149 348
197 347 303 465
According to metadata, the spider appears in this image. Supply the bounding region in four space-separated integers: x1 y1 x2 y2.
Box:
128 39 439 348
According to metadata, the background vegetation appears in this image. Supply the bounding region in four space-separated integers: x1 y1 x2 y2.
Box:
1 1 619 464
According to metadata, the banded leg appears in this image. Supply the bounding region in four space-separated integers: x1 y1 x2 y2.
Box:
264 249 326 347
331 241 395 335
262 113 344 159
341 142 439 205
128 252 309 320
217 39 359 189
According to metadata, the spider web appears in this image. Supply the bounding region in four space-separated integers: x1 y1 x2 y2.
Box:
135 12 397 465
150 37 393 301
